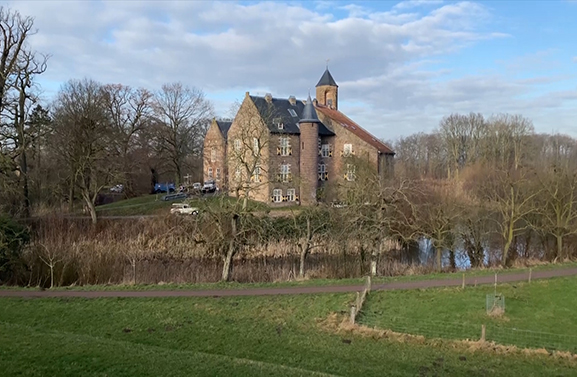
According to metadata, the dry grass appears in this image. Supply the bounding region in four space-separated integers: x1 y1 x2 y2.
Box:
320 312 577 363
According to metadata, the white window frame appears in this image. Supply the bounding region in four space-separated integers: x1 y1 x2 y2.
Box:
279 136 290 156
280 164 290 182
210 148 216 163
252 165 261 183
343 143 353 157
321 144 331 157
287 188 296 202
208 168 213 179
318 164 327 181
318 164 326 174
253 138 259 155
346 164 356 181
273 189 283 203
234 139 241 151
235 167 241 181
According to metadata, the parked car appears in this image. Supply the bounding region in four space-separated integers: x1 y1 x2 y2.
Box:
170 203 199 215
154 183 176 194
201 180 217 194
109 184 124 193
192 182 202 192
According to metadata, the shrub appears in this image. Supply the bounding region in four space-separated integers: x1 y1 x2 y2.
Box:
0 215 30 284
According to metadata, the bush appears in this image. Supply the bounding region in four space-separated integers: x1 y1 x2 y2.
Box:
0 215 30 284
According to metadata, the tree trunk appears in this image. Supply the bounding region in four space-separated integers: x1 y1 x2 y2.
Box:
81 191 98 225
434 241 442 272
556 234 563 260
298 218 312 279
299 247 308 278
221 215 238 282
20 148 30 218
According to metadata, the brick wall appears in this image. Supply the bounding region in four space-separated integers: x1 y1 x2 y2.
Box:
203 120 227 188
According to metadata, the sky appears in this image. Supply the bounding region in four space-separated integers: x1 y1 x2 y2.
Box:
6 0 577 141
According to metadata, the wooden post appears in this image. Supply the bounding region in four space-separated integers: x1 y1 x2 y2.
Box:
462 273 465 289
356 291 361 308
366 275 371 292
528 268 532 283
481 324 486 342
350 305 356 325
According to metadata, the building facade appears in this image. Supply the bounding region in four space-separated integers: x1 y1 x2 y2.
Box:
203 68 395 205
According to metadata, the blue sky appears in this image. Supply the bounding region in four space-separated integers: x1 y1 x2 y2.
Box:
7 0 577 140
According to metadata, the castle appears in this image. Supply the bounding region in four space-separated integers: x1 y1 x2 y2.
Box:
203 68 395 205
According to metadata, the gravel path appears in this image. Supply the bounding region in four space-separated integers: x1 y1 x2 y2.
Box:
1 267 575 299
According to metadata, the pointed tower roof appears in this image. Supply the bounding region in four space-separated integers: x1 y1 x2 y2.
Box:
316 68 338 87
298 94 321 124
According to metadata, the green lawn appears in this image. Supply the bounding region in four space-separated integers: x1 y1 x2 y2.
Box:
1 294 575 376
94 194 270 216
359 276 577 353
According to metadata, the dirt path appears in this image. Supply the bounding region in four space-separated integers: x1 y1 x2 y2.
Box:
1 267 576 299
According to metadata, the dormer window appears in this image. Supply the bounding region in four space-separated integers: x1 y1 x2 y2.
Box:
274 117 284 130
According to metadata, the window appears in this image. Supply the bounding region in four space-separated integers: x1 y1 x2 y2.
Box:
278 136 291 156
287 189 296 202
274 117 283 130
210 148 216 163
234 139 241 151
318 164 328 181
320 144 332 157
287 109 297 117
253 138 259 155
208 168 213 179
272 189 282 203
216 168 221 179
343 144 353 157
345 164 356 181
235 167 241 181
279 164 291 182
251 165 261 183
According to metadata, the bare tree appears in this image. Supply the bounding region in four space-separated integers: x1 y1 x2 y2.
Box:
102 84 153 196
227 97 280 210
0 8 48 216
152 83 213 184
50 79 112 224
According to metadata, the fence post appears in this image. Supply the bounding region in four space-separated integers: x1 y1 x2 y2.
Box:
481 324 486 342
528 268 532 283
350 305 356 325
356 291 361 308
366 275 371 293
462 273 465 289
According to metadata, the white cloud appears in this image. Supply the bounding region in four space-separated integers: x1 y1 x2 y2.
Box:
5 1 576 140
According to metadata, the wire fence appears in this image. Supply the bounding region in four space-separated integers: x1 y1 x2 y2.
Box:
364 317 577 354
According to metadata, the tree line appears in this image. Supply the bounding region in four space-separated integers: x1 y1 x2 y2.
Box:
0 8 214 221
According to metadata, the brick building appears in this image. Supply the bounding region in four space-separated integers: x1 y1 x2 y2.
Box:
203 68 395 205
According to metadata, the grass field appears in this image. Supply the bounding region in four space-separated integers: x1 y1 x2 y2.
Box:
1 292 576 376
94 193 299 216
359 276 577 353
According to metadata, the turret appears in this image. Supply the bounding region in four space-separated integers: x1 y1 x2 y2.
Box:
315 68 338 110
298 94 321 205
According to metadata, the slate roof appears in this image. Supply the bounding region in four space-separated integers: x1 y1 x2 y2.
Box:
216 120 232 139
315 105 395 155
250 95 334 136
299 94 322 124
316 68 338 87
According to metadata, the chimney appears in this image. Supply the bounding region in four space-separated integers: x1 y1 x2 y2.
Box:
265 93 273 103
288 96 296 106
245 91 250 98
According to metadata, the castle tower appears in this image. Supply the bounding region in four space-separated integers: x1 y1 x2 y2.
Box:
315 68 338 110
298 94 321 205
